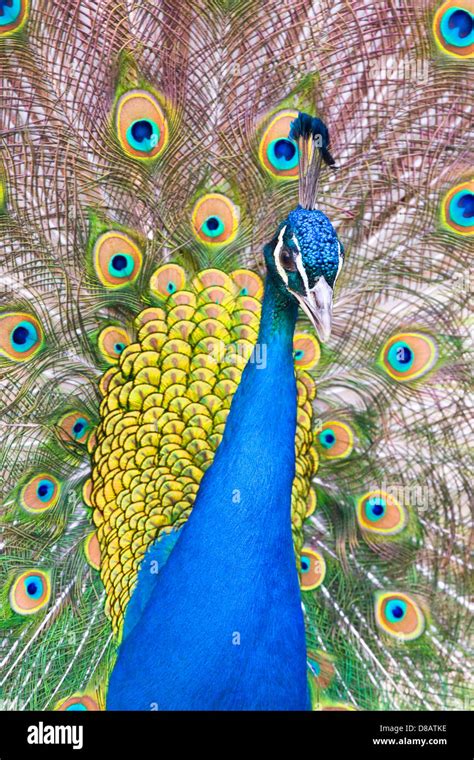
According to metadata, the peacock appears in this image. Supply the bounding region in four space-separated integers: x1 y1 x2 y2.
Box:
0 0 472 712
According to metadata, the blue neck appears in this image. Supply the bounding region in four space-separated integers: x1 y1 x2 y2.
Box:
258 272 299 345
199 276 297 536
168 271 300 566
108 274 308 710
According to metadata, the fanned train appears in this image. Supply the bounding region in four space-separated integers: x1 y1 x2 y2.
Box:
0 0 472 711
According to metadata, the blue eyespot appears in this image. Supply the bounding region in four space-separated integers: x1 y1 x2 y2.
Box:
72 418 90 440
201 215 225 238
24 575 43 599
10 321 38 352
449 190 474 228
192 194 238 245
126 119 160 153
36 479 55 502
385 599 407 623
166 281 177 294
300 557 310 573
108 253 135 278
267 138 299 171
387 341 414 372
113 342 125 354
0 0 22 27
440 8 473 48
366 496 386 521
65 703 88 711
318 429 336 450
20 474 59 513
10 570 50 614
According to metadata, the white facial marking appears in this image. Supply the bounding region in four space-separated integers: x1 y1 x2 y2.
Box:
273 225 288 286
333 241 343 285
292 234 311 295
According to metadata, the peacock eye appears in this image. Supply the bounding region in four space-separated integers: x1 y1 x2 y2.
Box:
0 0 28 36
357 490 407 535
116 90 168 160
93 231 142 288
10 570 51 615
191 194 239 246
433 3 474 58
126 119 160 153
57 695 100 711
20 474 60 513
375 591 425 641
279 247 297 272
98 326 131 364
442 181 474 234
259 110 300 179
58 412 92 444
0 313 44 361
381 332 437 382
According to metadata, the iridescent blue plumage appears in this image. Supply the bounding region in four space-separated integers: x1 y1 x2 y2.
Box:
286 206 341 287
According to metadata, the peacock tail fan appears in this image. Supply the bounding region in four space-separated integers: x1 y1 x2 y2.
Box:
0 0 471 711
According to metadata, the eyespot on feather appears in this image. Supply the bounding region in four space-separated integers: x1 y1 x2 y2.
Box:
380 332 438 382
0 312 43 361
259 110 301 179
56 695 100 711
317 421 354 459
93 231 142 287
433 2 474 58
0 0 28 36
20 474 60 513
293 333 320 370
357 490 407 535
442 180 474 235
375 591 426 640
98 326 131 363
300 549 326 590
150 264 187 298
9 570 51 615
116 89 168 159
84 532 101 570
58 412 92 444
191 194 239 246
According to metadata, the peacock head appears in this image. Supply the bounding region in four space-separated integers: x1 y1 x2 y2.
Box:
265 112 343 342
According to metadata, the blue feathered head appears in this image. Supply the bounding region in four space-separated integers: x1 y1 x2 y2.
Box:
268 113 343 341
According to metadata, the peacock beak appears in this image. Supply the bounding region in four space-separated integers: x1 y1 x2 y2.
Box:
293 277 333 342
